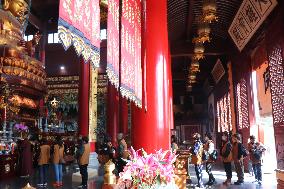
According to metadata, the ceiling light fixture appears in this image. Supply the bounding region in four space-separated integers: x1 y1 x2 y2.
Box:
202 0 218 23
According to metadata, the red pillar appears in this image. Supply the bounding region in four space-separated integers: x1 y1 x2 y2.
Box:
120 98 128 135
107 82 119 145
78 58 90 137
168 48 174 130
131 0 172 153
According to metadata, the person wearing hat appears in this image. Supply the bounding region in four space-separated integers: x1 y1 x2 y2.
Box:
232 133 248 185
220 131 233 186
190 133 204 188
248 135 266 185
203 132 216 186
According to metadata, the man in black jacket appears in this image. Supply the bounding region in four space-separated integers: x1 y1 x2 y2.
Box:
232 133 248 185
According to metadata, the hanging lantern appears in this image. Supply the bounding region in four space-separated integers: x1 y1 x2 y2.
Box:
191 61 200 68
197 22 211 43
192 53 205 61
202 0 218 23
194 42 205 54
193 42 205 61
190 60 200 72
186 85 192 92
189 79 196 84
190 66 200 73
188 71 196 80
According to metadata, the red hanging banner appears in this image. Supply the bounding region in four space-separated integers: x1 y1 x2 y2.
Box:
120 0 142 107
106 0 120 88
58 0 100 68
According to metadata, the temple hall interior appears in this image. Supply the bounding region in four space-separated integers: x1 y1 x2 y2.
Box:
0 0 284 189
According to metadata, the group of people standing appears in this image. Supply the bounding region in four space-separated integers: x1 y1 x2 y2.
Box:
36 136 90 188
221 132 265 186
37 137 63 188
190 132 217 188
18 134 91 188
173 131 266 189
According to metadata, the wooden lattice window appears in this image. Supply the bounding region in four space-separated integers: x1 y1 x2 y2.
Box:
236 78 250 129
217 93 232 132
268 45 284 127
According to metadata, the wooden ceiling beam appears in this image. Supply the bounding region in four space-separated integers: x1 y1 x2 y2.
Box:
171 52 225 57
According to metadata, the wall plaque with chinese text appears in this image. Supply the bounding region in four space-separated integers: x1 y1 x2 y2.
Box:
229 0 277 51
89 68 98 142
211 59 225 84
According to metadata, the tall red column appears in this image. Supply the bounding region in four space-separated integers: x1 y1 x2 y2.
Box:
107 83 119 145
168 48 174 130
131 0 172 153
78 58 90 137
120 98 128 135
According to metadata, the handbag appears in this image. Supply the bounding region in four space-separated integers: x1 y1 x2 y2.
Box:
210 149 218 161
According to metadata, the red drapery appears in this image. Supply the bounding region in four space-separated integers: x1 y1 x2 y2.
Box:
120 0 142 107
106 0 120 88
58 0 100 67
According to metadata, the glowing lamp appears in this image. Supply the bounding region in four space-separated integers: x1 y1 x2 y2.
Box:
197 22 211 43
202 0 218 23
192 53 205 61
194 42 205 54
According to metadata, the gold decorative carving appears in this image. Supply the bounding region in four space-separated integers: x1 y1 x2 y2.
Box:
104 160 116 185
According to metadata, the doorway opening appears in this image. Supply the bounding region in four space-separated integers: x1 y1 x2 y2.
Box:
251 70 277 173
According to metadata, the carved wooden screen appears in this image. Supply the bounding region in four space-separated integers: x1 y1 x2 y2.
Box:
268 45 284 127
236 78 250 129
216 93 232 132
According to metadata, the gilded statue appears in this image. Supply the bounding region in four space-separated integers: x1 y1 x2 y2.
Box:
1 0 31 28
0 0 41 56
0 0 46 88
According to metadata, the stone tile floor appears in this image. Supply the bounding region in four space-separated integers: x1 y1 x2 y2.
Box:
0 154 277 189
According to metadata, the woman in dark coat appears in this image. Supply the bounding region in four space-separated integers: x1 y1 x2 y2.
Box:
18 133 33 177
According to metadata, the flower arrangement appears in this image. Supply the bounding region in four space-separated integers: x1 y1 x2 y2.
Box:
14 124 28 132
117 147 178 189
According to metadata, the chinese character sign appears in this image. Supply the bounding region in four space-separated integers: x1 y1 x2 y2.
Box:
106 0 120 88
58 0 100 68
229 0 277 51
120 0 142 107
89 68 98 142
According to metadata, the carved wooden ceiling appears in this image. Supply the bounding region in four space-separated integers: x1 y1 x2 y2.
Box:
168 0 242 96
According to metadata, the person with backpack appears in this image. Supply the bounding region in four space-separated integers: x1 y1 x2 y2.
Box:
203 132 217 186
191 133 204 188
248 135 266 185
52 136 65 187
221 131 233 186
232 133 248 185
